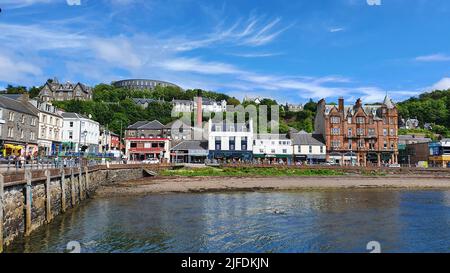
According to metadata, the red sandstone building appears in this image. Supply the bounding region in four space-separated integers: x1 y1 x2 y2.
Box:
314 96 399 166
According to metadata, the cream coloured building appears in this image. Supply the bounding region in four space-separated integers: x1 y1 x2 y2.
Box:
31 100 63 156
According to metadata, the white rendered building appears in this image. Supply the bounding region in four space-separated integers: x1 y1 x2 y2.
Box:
253 134 293 163
208 119 254 161
61 112 100 154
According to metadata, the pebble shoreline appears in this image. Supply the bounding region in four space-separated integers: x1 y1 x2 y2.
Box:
95 175 450 197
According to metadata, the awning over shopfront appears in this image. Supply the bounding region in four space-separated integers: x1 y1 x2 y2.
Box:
2 144 24 156
209 151 253 160
254 154 292 159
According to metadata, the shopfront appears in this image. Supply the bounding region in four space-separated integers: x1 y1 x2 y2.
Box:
2 143 24 157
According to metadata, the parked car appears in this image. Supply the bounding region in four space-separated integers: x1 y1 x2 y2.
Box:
388 164 401 168
142 158 160 164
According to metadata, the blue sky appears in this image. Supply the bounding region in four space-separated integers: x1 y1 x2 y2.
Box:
1 0 450 104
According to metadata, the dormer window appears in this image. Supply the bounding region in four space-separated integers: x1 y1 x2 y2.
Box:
331 116 340 124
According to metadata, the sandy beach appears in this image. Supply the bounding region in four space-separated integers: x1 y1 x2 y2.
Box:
95 175 450 196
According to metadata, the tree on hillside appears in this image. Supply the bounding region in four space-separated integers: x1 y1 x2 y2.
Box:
303 99 317 113
6 85 27 94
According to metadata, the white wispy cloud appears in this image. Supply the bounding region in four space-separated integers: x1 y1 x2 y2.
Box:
229 52 283 58
0 53 42 83
0 9 424 104
172 16 291 51
160 58 243 75
0 0 57 9
329 27 345 33
90 37 143 69
430 77 450 90
415 53 450 62
0 23 86 50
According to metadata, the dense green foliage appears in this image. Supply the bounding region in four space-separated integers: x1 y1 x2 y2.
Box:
4 84 40 98
161 167 344 177
52 84 242 134
397 89 450 137
281 99 317 133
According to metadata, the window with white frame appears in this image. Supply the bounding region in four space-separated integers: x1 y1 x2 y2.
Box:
356 117 365 124
331 140 340 148
357 128 364 136
358 139 365 148
330 116 340 124
331 128 340 135
7 127 13 138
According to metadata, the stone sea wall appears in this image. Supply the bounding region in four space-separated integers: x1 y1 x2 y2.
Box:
0 166 148 251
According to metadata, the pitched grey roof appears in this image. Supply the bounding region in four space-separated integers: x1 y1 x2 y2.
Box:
383 94 395 109
398 135 431 144
255 134 288 140
128 120 165 130
171 140 208 151
61 112 90 120
0 95 38 116
291 133 325 146
1 94 22 100
127 121 149 129
164 119 192 129
46 81 91 94
132 98 157 104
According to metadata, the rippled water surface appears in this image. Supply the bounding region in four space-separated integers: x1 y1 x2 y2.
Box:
6 190 450 253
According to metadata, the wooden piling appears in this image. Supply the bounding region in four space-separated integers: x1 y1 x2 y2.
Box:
61 168 66 213
45 170 52 223
71 168 76 207
0 174 4 253
78 167 84 201
85 167 89 197
25 171 32 236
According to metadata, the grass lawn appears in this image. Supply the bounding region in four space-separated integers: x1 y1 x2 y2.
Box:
160 167 345 177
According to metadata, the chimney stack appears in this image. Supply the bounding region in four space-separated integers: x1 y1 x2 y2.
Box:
338 97 344 112
196 90 203 128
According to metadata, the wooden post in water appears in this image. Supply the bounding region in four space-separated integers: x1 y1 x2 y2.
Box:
25 171 32 236
78 167 84 201
85 166 89 197
60 168 66 213
71 168 76 207
0 174 4 253
45 170 52 223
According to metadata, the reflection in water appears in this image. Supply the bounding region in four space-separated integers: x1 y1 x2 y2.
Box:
5 190 450 253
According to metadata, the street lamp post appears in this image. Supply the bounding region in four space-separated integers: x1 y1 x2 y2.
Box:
78 118 88 167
